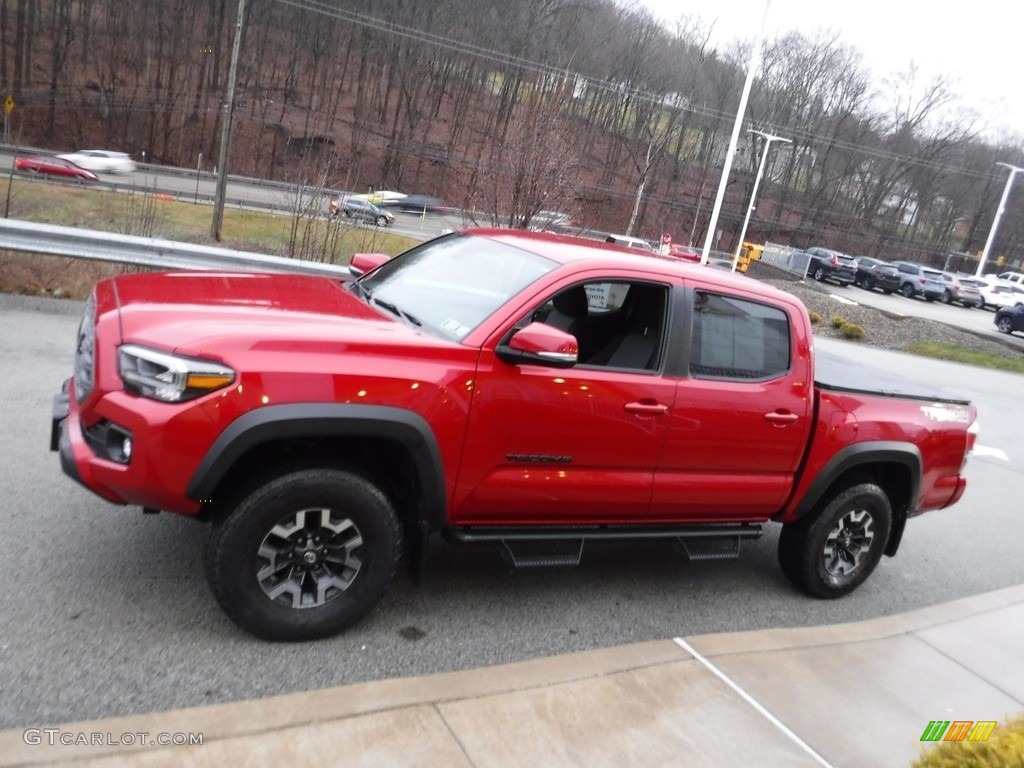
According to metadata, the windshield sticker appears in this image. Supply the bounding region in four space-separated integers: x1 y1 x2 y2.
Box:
441 318 470 337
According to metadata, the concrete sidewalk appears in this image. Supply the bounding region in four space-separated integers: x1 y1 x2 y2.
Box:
4 583 1023 768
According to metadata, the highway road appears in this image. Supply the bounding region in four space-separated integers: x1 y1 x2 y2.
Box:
0 292 1020 730
0 148 464 243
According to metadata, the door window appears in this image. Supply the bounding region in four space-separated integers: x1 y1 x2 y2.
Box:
689 292 790 380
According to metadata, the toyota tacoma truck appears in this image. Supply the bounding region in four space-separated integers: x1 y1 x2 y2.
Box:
51 229 978 641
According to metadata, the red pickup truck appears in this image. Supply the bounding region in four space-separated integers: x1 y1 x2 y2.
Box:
52 229 977 641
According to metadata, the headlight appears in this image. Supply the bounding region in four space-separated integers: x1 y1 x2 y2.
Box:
74 294 96 403
118 344 235 402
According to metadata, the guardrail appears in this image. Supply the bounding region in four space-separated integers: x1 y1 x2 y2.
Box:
0 218 353 278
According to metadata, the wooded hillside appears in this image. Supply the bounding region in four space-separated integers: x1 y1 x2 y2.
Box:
3 0 1023 268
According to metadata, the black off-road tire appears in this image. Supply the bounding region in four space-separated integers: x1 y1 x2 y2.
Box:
778 483 892 599
205 468 402 641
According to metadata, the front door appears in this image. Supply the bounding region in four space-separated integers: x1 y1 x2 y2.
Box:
452 279 676 525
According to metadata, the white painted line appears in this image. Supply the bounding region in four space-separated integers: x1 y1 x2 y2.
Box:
827 293 859 305
673 637 834 768
974 445 1009 461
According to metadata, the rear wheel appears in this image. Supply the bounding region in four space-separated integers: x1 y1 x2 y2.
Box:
205 468 402 641
997 315 1015 334
778 483 892 599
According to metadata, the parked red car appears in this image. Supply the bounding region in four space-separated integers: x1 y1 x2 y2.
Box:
15 154 99 181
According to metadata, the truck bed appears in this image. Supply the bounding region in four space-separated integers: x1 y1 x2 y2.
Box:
814 348 970 405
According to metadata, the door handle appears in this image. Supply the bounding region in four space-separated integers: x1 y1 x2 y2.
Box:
625 401 668 416
764 411 798 426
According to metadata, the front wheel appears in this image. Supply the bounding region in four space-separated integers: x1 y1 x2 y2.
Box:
940 290 953 304
813 267 825 281
861 276 874 291
205 468 402 641
899 283 914 298
374 215 390 227
778 483 892 599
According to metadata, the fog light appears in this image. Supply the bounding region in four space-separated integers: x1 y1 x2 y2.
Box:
122 436 133 462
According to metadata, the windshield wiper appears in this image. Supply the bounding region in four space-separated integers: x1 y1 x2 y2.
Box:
372 297 422 326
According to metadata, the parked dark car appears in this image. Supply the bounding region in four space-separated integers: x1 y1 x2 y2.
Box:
329 196 395 226
804 247 857 286
381 194 450 214
890 261 944 301
853 257 900 294
994 304 1024 335
14 154 99 181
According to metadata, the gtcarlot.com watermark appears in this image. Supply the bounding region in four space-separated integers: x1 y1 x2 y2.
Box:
23 729 203 747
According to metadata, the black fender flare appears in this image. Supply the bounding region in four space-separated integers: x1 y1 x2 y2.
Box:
790 441 921 534
185 404 447 532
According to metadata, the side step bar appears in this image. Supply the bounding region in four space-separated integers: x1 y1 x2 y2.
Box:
445 524 764 568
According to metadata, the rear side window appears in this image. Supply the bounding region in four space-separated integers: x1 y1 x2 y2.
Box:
689 292 790 380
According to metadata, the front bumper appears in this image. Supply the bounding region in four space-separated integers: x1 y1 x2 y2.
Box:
49 377 203 514
51 385 83 486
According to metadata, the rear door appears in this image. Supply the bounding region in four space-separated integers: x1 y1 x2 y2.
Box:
651 286 814 521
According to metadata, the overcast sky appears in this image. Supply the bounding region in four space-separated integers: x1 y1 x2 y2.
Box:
637 0 1022 139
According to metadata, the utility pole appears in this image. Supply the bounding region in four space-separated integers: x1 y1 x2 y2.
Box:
211 0 247 242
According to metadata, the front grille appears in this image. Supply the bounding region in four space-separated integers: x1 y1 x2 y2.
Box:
73 294 96 404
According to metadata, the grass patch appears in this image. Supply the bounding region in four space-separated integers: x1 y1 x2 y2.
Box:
2 179 418 262
907 342 1024 373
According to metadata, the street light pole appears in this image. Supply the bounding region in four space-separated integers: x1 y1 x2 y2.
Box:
730 130 791 272
699 0 772 265
975 161 1024 277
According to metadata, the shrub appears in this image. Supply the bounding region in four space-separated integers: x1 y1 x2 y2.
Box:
831 314 847 328
839 322 866 340
912 714 1024 767
808 310 822 325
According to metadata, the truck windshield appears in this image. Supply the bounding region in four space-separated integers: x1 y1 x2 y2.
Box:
357 232 556 340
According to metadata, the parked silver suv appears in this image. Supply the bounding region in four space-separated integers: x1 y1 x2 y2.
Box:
891 261 945 301
935 271 982 307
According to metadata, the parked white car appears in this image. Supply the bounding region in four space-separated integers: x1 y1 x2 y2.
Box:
56 149 136 174
997 271 1024 285
964 276 1024 311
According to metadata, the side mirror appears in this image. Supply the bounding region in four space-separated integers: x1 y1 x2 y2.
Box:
496 322 578 368
349 252 390 277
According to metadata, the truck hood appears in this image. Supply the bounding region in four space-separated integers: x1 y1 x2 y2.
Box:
108 271 441 355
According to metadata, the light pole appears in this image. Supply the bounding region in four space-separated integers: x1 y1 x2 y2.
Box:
731 130 791 272
699 0 772 265
975 162 1024 277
